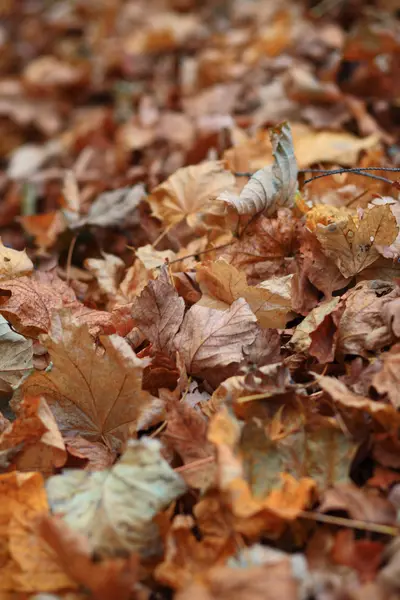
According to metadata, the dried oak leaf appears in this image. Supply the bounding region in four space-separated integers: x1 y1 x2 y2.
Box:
148 161 236 228
46 438 187 559
39 516 139 600
0 271 115 338
0 315 33 387
0 471 76 593
131 266 185 354
73 185 144 229
173 298 258 376
315 205 398 278
0 395 66 474
0 238 33 281
23 316 160 452
218 122 298 216
196 259 292 328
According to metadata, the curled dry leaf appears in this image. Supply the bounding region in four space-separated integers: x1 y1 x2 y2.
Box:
196 258 292 328
131 265 185 354
23 316 160 452
46 438 187 558
173 298 258 376
315 205 398 278
373 347 400 409
291 298 340 355
0 238 33 281
148 161 236 228
218 122 298 217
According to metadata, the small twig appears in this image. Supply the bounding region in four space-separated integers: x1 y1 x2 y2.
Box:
163 241 234 268
303 170 397 186
174 456 215 473
299 510 399 536
66 233 78 285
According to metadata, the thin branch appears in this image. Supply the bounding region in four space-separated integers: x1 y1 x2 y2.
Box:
303 170 396 186
299 510 399 537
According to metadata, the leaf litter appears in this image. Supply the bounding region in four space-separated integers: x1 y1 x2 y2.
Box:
0 1 400 599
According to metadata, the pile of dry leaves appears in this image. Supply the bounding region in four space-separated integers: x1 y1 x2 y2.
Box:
1 0 400 598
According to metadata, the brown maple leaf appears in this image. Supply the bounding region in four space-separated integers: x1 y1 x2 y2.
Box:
23 315 161 452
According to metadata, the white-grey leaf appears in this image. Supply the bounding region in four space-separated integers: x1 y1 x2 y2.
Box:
219 122 298 216
76 184 145 228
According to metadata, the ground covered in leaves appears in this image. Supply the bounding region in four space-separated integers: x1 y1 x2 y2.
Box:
1 0 400 598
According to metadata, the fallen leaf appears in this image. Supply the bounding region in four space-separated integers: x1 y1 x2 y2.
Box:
39 516 139 600
162 397 215 489
318 483 396 525
148 161 236 228
64 436 116 471
23 315 160 451
315 205 398 278
290 298 340 354
46 438 187 558
84 253 125 302
0 271 115 338
315 374 400 430
74 185 144 229
175 548 301 600
373 347 400 409
0 471 75 593
197 259 292 328
0 239 33 281
0 315 33 387
173 298 258 376
0 395 66 474
131 266 185 354
218 122 298 216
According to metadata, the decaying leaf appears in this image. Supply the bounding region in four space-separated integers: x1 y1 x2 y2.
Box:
315 205 398 278
173 298 258 376
23 316 160 451
46 438 187 558
218 122 298 216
